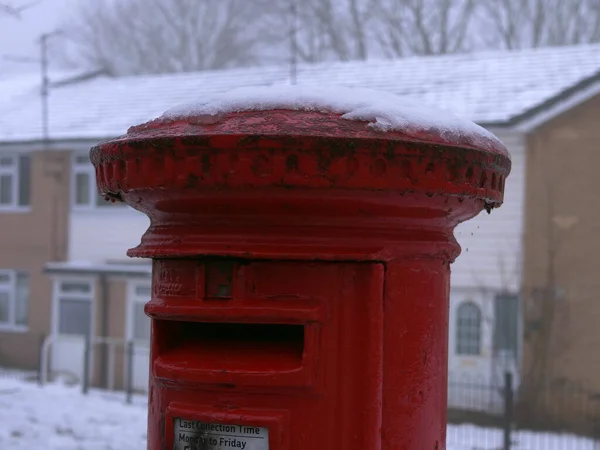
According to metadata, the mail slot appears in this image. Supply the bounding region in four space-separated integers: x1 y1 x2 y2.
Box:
90 86 511 450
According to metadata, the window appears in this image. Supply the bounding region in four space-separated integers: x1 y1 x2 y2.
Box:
456 302 482 356
0 155 31 209
72 153 123 208
130 283 151 342
494 292 520 357
56 280 93 336
0 271 30 330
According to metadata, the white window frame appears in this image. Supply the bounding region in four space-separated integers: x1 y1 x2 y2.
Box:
456 301 483 356
71 153 125 210
0 154 30 211
126 280 151 344
0 270 30 332
51 277 96 338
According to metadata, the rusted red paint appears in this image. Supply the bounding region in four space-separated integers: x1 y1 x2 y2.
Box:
91 109 510 450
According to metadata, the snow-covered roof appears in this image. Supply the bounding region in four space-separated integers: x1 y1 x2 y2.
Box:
2 43 600 143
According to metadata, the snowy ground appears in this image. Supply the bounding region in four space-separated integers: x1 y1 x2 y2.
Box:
0 376 596 449
0 377 147 449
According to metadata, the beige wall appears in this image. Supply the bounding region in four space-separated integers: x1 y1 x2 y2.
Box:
91 277 129 389
0 147 148 391
522 94 600 389
0 150 70 369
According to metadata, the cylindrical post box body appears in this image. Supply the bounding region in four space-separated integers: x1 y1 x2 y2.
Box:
91 87 510 450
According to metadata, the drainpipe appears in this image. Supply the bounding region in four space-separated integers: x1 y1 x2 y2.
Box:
99 273 110 389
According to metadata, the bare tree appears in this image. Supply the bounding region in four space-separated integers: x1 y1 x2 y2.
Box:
263 0 476 68
57 0 267 76
589 0 600 42
260 0 378 64
0 3 19 17
478 0 600 49
375 0 477 57
0 1 39 18
303 0 377 60
54 0 600 77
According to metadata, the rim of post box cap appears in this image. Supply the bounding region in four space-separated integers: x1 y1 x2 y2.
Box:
90 85 511 261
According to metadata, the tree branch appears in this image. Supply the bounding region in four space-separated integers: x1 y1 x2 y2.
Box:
56 0 266 76
0 0 40 18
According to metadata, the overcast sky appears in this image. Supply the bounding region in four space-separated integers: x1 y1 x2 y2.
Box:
0 0 73 76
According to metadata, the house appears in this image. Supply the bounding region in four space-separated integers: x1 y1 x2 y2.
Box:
0 43 599 400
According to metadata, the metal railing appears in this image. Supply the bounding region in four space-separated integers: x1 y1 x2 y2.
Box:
448 373 600 450
39 333 148 403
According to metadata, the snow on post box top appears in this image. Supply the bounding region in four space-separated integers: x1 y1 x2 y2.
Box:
153 85 508 156
91 85 511 211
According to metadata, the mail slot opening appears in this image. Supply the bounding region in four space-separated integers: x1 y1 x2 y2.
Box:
157 321 306 371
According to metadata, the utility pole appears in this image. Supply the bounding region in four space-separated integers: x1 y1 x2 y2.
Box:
3 30 63 261
37 31 64 263
40 33 50 151
3 29 61 151
289 0 298 85
39 30 61 152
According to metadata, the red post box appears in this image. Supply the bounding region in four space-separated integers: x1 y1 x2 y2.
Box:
91 87 510 450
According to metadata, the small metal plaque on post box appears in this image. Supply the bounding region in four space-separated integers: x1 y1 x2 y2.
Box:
173 418 269 450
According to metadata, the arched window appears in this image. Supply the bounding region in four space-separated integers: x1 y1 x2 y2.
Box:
456 302 482 356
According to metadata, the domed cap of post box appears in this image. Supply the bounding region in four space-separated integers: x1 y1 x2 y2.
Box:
90 85 511 260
